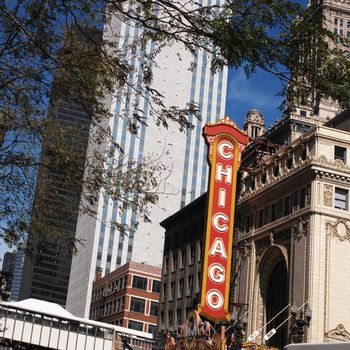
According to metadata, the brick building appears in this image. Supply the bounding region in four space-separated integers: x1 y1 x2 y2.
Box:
90 261 161 335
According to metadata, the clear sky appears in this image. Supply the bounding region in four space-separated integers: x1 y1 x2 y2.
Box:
0 0 309 267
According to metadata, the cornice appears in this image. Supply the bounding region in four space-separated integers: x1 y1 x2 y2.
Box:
238 155 350 204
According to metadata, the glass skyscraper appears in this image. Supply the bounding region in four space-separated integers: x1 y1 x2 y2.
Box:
67 1 228 318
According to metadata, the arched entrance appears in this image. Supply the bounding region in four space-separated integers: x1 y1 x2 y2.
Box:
257 245 289 349
266 260 288 348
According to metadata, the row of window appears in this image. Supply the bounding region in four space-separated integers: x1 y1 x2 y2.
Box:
92 275 160 306
241 185 311 234
90 296 125 320
132 275 160 293
163 307 193 328
334 17 350 28
92 276 128 302
127 320 157 335
334 28 350 39
164 245 198 274
168 273 200 301
129 297 159 317
3 309 114 339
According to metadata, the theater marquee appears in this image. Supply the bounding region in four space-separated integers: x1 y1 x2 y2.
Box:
198 117 248 322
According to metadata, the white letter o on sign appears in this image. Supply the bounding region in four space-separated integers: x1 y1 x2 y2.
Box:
206 290 224 310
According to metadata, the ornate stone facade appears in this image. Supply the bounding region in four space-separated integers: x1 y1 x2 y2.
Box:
233 111 350 346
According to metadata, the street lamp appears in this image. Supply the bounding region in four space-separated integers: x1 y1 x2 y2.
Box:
290 304 312 343
226 312 248 350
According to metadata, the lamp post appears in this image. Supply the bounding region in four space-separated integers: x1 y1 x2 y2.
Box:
226 312 248 350
290 304 312 343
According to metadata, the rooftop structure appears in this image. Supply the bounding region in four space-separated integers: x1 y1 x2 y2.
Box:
0 298 154 350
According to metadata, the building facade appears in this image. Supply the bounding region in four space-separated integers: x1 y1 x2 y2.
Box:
233 110 350 348
90 261 161 336
158 194 207 333
67 2 228 317
157 109 350 348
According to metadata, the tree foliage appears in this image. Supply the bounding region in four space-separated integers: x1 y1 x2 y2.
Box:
0 0 349 252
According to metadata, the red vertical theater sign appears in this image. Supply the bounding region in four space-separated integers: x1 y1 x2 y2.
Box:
198 116 248 322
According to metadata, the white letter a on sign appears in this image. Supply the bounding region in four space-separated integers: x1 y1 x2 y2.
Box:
209 238 227 260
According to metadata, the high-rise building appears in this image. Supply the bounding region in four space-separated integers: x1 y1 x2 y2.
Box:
18 98 92 306
295 0 350 121
18 27 98 306
10 246 26 301
67 4 228 317
1 252 16 293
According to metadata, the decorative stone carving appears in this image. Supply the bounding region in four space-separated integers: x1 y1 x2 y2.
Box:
326 219 350 242
325 324 350 342
334 159 344 168
318 155 327 164
315 155 350 170
292 217 309 241
269 232 275 246
323 184 333 207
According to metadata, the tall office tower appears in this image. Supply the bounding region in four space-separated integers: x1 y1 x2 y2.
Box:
10 246 26 301
295 0 350 122
19 28 98 306
67 3 228 317
1 252 16 292
19 98 92 306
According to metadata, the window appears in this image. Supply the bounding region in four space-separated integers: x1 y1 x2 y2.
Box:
335 188 348 210
340 19 343 26
335 146 347 163
273 166 279 177
334 18 338 25
284 196 291 216
181 250 186 268
168 311 173 325
177 309 182 324
132 276 147 290
271 203 277 222
187 275 193 295
264 206 270 225
261 173 266 184
257 210 263 228
150 301 159 316
170 282 175 300
301 149 307 161
152 280 160 293
128 320 143 331
286 157 293 169
300 110 307 117
178 279 184 298
293 190 299 211
130 297 145 313
300 188 306 208
148 324 157 334
244 215 250 233
173 256 177 270
277 199 283 219
190 246 195 264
